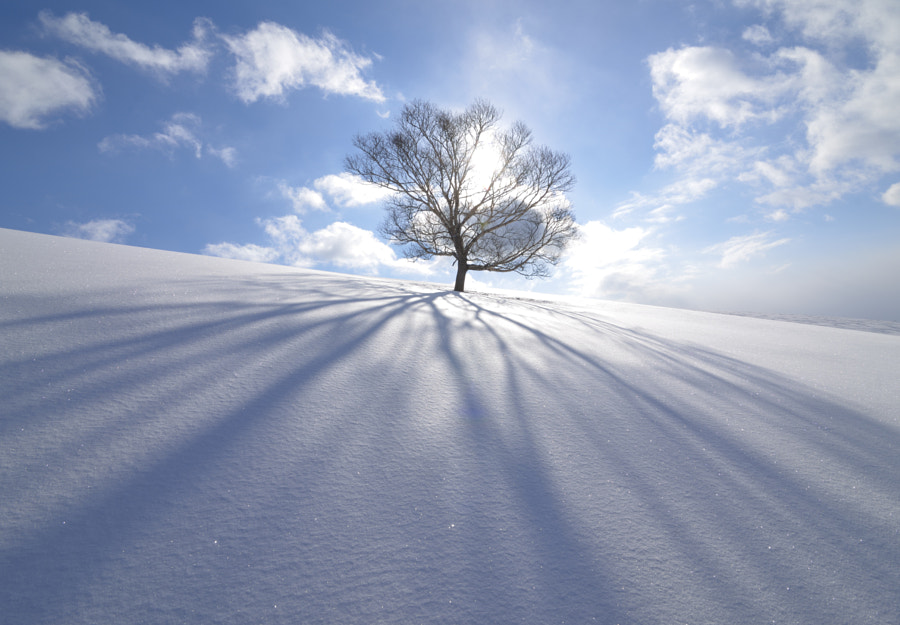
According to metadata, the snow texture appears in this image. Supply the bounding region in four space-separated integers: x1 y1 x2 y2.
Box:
2 227 899 624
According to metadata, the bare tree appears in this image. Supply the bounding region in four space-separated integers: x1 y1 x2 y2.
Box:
345 99 578 292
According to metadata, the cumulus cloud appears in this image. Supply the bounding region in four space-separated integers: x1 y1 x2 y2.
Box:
312 172 393 207
883 183 900 207
205 215 439 277
291 220 400 272
279 172 393 213
279 183 328 213
222 22 384 103
99 112 236 165
61 219 135 243
704 231 790 268
40 11 213 75
0 50 97 129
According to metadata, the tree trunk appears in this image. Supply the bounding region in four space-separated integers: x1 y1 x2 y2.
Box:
453 262 468 292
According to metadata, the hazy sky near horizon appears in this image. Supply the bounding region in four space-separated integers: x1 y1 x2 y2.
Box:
2 0 898 319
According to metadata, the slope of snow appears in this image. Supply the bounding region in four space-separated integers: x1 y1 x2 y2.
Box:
2 227 899 624
716 310 900 336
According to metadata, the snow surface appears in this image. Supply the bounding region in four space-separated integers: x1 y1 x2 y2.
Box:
2 227 899 624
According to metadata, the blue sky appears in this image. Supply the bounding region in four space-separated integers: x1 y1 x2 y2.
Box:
2 0 898 320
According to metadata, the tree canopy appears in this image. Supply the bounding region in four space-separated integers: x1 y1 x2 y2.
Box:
345 99 578 291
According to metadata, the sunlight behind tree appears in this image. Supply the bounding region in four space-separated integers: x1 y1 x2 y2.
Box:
346 99 578 291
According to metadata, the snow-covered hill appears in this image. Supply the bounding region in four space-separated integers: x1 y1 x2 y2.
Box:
2 227 899 624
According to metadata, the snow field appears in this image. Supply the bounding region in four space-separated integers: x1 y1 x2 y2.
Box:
1 227 899 624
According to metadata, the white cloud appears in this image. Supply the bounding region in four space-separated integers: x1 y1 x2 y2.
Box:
609 124 760 222
293 221 399 272
61 219 134 243
804 54 900 175
612 171 718 221
743 24 774 46
279 173 393 213
222 22 384 103
766 208 790 222
206 145 238 168
755 178 851 209
648 45 792 128
40 11 212 75
256 214 307 263
99 112 200 155
637 0 900 218
704 231 790 268
737 0 900 48
99 112 235 165
279 183 328 213
314 173 393 207
741 157 798 188
560 221 675 301
883 182 900 206
206 214 439 277
202 242 279 263
768 0 900 179
0 50 97 129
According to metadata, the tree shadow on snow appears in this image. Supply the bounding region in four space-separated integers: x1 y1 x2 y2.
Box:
1 276 898 625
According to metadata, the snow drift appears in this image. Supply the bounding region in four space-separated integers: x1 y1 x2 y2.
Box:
1 227 899 624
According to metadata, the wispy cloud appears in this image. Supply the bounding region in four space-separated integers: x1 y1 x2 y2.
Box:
61 219 134 243
465 19 571 113
743 24 774 46
613 123 757 222
206 145 238 168
704 231 790 268
40 11 213 75
222 23 384 103
99 112 236 166
0 50 97 129
613 174 718 221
